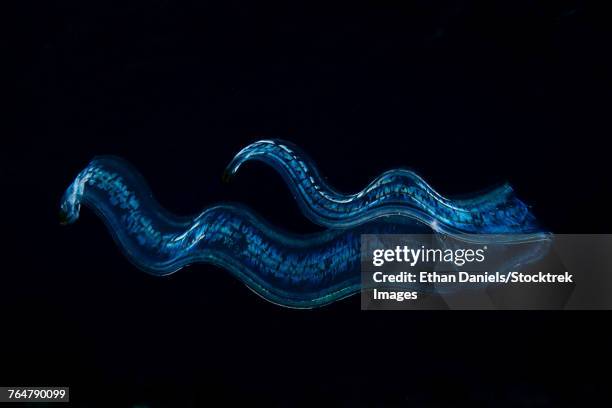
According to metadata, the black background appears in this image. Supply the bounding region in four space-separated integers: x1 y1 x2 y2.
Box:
6 1 612 406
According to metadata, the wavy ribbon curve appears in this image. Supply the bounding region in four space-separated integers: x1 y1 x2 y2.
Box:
60 143 549 307
224 140 543 239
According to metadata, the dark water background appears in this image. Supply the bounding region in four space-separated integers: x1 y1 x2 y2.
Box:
6 1 612 406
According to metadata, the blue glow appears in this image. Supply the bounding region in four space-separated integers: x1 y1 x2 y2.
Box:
225 140 544 239
60 143 549 308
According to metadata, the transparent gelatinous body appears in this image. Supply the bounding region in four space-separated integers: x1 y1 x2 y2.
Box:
60 149 549 308
225 140 544 240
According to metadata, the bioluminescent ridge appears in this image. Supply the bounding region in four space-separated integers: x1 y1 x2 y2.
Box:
224 140 544 240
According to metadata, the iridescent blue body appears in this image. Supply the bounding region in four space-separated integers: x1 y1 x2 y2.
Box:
60 144 548 308
225 140 543 239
